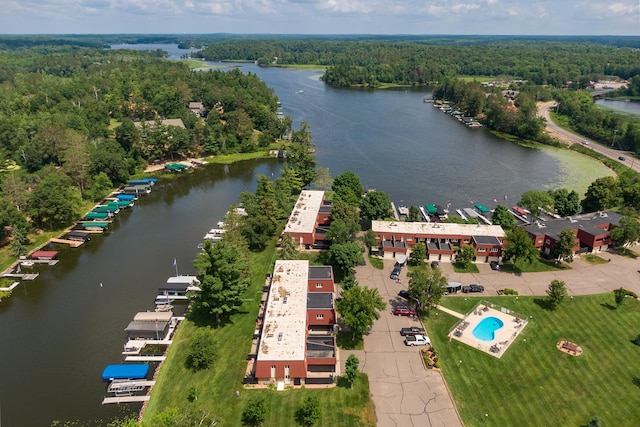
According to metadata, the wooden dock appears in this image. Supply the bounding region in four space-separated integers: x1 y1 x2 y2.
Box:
50 238 84 248
102 395 150 405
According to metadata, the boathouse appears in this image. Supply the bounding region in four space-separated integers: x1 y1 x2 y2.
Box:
371 220 505 263
251 260 337 386
283 191 332 250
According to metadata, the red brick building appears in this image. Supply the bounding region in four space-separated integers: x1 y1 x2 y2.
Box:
371 220 506 263
252 260 338 386
521 211 622 256
283 191 332 250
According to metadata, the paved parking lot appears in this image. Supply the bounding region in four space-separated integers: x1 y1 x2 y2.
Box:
345 247 640 426
347 259 463 427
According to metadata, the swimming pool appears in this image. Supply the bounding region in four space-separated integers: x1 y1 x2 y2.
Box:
472 316 504 341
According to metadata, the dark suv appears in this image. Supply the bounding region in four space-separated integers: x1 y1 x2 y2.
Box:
462 284 485 293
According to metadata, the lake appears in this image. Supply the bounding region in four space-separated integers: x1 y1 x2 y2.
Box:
0 44 613 426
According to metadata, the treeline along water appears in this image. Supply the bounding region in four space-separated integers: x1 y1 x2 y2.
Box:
0 44 608 426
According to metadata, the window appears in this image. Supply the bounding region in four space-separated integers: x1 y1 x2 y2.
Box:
316 283 323 288
316 314 324 320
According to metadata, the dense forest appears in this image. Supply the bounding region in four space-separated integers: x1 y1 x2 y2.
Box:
0 45 288 248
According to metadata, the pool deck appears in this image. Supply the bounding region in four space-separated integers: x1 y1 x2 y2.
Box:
447 304 528 358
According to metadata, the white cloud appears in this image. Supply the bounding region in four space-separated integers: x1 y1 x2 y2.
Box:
0 0 637 34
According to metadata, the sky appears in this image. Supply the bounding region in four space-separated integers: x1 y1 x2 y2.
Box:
0 0 638 36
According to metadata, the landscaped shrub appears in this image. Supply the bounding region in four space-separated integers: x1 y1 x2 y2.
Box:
185 327 216 371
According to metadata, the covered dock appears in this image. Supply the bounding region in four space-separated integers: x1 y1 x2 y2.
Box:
101 363 149 381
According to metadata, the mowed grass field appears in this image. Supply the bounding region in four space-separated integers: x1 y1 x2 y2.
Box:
143 240 375 426
424 294 640 426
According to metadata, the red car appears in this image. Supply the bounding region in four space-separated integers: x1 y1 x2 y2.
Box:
394 305 416 317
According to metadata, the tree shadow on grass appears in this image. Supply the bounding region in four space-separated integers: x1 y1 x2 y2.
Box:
600 302 617 311
533 297 554 311
187 304 234 328
336 331 363 350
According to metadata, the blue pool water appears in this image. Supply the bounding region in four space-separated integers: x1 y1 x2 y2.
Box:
472 317 504 341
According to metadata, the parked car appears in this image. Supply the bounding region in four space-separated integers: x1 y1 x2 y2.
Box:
398 289 411 300
390 266 401 280
400 326 426 336
404 334 430 346
490 261 501 271
430 261 440 269
462 284 485 293
394 305 416 317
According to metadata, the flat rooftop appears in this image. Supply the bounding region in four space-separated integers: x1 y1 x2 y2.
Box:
372 220 506 238
284 191 325 235
258 260 308 362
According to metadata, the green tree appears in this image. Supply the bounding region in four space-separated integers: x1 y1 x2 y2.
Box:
185 328 216 371
581 176 622 213
344 354 360 388
313 166 333 190
325 218 360 245
332 171 363 206
360 191 391 221
193 239 250 322
295 395 321 426
519 190 554 221
456 244 476 266
408 267 447 312
491 205 515 230
553 229 576 263
610 216 640 248
336 284 386 339
409 242 426 266
287 121 317 186
614 287 627 307
28 171 82 230
546 279 567 310
504 227 538 265
279 233 299 260
340 275 358 292
330 199 359 222
242 396 267 427
548 188 580 217
329 242 364 276
408 205 422 222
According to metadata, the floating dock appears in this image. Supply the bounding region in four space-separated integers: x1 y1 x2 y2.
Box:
50 238 84 248
102 395 150 405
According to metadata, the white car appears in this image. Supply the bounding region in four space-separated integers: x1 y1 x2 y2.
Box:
404 334 431 346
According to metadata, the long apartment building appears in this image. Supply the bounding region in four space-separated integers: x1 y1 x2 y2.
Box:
372 220 506 263
251 260 338 386
283 190 332 250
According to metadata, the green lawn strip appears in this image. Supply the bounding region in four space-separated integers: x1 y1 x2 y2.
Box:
144 239 375 425
428 294 640 426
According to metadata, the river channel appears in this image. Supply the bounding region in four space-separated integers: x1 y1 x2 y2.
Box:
0 44 613 426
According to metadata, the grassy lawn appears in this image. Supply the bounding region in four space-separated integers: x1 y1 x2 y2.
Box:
143 240 375 426
581 254 610 265
424 294 640 426
500 257 570 273
368 256 384 270
452 262 479 273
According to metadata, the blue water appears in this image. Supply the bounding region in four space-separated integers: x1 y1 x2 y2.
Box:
472 317 504 341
